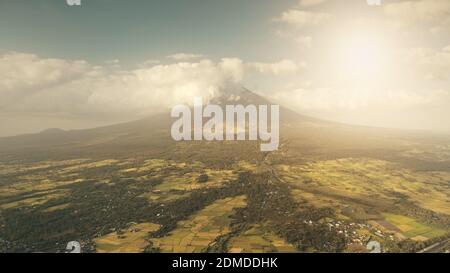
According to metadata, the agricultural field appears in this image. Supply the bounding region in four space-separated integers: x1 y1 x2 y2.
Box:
290 189 351 220
0 158 240 211
276 158 450 216
95 223 160 253
228 225 297 253
0 190 69 210
0 157 249 252
150 196 247 253
382 213 447 241
136 159 239 203
0 152 449 253
275 157 450 250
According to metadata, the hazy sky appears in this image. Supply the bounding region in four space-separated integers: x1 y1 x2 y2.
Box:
0 0 449 136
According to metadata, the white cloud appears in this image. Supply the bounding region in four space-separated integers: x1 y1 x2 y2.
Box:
298 0 328 7
218 58 245 82
85 60 238 115
384 0 450 33
273 9 331 28
296 36 313 48
105 59 120 65
0 52 302 120
0 52 244 117
105 59 121 69
247 60 304 76
0 52 100 110
138 59 161 68
402 47 450 80
166 53 205 61
384 0 450 22
0 52 95 94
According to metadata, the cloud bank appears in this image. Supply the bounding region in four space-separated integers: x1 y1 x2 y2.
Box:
0 52 302 121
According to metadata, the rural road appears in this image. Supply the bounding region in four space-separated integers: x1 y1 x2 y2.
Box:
417 239 450 253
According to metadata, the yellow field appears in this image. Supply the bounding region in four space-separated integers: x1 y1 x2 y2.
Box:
0 159 89 176
57 159 119 174
138 160 238 203
228 225 297 253
150 196 247 252
0 159 123 211
233 161 258 172
42 203 71 212
382 213 447 241
152 169 236 192
290 189 351 220
95 223 160 253
0 158 240 211
276 158 450 215
0 189 69 209
141 191 191 203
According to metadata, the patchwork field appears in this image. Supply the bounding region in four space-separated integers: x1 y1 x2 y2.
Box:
136 159 239 203
228 225 297 253
0 190 68 210
150 196 247 253
382 213 447 241
150 168 236 192
276 158 450 215
95 223 160 253
0 159 116 210
290 189 352 220
0 154 448 253
0 158 241 210
276 158 450 249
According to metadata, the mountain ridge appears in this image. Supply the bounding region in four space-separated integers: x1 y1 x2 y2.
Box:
1 88 449 167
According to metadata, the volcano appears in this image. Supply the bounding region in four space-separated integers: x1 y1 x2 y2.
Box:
1 87 448 169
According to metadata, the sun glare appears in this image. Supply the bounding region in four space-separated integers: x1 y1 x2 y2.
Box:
334 30 391 85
